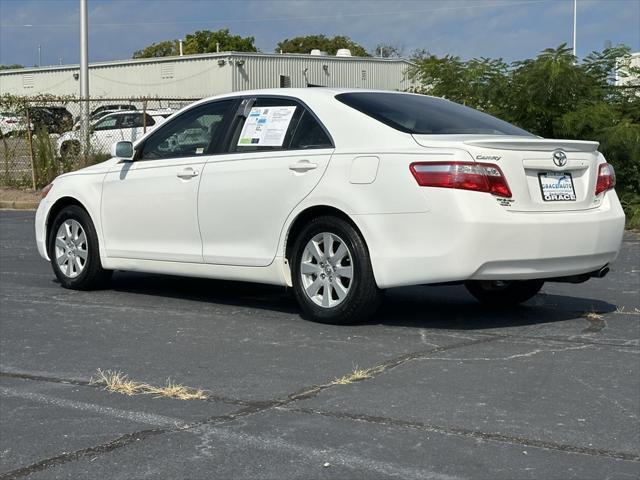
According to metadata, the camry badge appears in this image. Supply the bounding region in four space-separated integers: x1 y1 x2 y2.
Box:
552 150 567 167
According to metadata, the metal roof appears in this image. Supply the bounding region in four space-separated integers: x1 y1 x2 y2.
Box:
0 51 413 75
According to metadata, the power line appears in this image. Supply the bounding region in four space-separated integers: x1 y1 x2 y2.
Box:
0 0 550 28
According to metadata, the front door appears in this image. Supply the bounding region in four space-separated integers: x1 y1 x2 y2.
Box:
100 99 236 262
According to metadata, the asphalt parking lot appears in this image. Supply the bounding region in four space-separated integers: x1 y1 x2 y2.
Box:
0 209 638 479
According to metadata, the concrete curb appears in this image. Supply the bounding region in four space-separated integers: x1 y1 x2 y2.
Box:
0 200 39 210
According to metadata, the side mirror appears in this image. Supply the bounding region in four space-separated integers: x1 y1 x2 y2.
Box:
111 141 134 161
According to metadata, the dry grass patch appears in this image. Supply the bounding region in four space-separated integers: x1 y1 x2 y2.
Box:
145 378 207 400
331 366 376 385
90 369 207 400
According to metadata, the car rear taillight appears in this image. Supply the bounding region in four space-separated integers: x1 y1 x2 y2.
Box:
595 163 615 195
410 162 512 198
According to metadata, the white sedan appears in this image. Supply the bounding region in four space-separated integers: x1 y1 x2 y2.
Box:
56 110 170 158
35 89 625 324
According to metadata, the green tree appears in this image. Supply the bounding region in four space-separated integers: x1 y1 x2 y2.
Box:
183 29 257 54
133 40 180 59
0 64 24 70
506 44 594 137
133 29 257 58
372 43 404 58
276 35 369 56
409 52 508 114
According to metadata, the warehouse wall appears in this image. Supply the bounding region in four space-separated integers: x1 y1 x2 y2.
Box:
0 53 414 98
231 54 413 91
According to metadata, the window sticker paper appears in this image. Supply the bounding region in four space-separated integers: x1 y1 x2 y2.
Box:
238 106 297 147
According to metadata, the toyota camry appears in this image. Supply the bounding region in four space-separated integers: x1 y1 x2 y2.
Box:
35 89 625 324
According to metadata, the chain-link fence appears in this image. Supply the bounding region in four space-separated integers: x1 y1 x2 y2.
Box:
0 96 199 189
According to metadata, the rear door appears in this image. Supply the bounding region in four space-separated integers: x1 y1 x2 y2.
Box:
198 96 334 266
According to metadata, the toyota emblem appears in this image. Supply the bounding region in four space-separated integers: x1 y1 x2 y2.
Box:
552 150 567 167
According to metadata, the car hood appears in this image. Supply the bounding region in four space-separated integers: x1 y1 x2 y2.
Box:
58 157 121 179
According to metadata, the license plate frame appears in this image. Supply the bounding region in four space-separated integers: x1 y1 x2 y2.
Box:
538 171 576 202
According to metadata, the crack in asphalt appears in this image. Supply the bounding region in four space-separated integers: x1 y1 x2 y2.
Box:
0 371 253 407
2 326 639 477
0 335 503 478
282 407 640 463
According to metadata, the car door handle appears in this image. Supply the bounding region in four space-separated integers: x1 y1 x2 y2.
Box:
177 168 199 179
289 160 318 172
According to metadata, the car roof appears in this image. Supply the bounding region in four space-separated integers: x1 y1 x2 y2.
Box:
192 87 416 105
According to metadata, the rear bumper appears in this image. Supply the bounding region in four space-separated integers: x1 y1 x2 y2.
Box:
355 190 625 289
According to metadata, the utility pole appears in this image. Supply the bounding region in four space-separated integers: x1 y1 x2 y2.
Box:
37 44 41 66
572 0 577 60
79 0 90 158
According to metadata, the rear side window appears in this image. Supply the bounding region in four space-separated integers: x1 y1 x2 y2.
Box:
289 110 333 149
336 92 532 136
117 113 154 129
229 98 302 153
227 97 332 153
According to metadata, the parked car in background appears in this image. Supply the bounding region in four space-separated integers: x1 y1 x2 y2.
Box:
36 89 625 324
0 111 29 137
91 104 137 117
28 106 73 134
72 104 139 130
57 110 171 158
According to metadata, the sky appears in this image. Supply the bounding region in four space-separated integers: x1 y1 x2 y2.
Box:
0 0 638 67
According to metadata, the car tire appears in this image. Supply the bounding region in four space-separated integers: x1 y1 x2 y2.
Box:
291 215 381 324
464 280 544 306
48 205 112 290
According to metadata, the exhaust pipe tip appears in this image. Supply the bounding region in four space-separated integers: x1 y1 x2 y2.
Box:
592 265 610 278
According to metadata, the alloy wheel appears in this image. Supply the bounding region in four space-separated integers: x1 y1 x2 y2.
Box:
54 219 88 278
300 232 354 308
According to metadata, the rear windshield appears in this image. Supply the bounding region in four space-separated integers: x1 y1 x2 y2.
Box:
336 92 532 136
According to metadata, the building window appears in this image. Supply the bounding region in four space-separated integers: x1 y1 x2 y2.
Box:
279 75 291 88
22 74 34 89
160 64 174 80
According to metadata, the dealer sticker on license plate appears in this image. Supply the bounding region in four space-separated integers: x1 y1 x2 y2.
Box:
538 172 576 201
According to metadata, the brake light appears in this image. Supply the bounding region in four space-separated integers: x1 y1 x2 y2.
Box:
595 163 615 195
410 162 512 198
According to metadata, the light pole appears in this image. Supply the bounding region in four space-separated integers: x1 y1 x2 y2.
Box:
572 0 577 60
79 0 89 157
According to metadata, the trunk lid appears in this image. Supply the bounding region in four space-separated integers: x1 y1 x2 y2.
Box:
412 135 602 212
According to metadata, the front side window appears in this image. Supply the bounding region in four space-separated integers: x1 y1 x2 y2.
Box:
336 92 533 136
93 116 118 131
138 100 234 160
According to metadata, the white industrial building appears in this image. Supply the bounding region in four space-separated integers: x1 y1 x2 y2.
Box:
0 51 415 98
